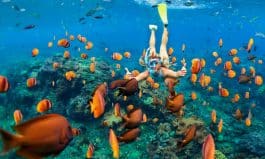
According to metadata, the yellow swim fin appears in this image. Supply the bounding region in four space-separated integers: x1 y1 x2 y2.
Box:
157 3 168 25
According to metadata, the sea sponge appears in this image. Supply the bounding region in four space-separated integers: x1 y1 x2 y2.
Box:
102 109 124 127
174 116 208 144
143 97 153 105
215 150 227 159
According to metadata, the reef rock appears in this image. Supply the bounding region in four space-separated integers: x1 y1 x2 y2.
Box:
239 131 265 156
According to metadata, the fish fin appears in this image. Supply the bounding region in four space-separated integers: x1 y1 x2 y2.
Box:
0 128 22 153
14 114 59 135
16 148 42 159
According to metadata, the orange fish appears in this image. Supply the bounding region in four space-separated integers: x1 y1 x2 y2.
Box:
224 61 232 71
26 77 37 88
212 51 218 58
218 83 229 97
32 48 39 57
0 114 75 159
211 110 216 123
127 104 134 112
233 108 243 120
57 39 70 48
48 42 53 48
168 47 174 56
199 73 211 88
111 70 115 78
77 34 87 43
80 53 88 59
63 51 70 59
200 58 206 68
190 74 197 85
178 125 196 148
124 51 131 58
65 71 76 81
0 76 10 93
152 82 160 89
109 129 119 159
171 56 177 63
71 128 81 136
86 144 94 159
231 94 240 103
116 64 121 69
37 99 52 113
190 91 197 100
247 38 254 53
229 48 238 56
146 76 154 86
241 67 246 75
245 110 252 126
142 113 147 123
191 58 202 74
245 91 250 99
13 109 23 125
218 38 223 48
53 62 60 69
227 70 236 78
69 35 75 41
131 70 140 77
255 75 263 85
138 89 143 98
249 66 256 76
207 86 214 92
114 103 121 117
217 119 223 133
85 41 93 50
90 62 96 73
112 52 123 61
202 134 215 159
233 56 240 64
89 83 107 118
215 57 222 66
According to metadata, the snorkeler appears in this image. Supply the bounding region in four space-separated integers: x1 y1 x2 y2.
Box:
110 3 187 97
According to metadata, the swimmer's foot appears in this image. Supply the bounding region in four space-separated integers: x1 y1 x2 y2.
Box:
149 24 157 31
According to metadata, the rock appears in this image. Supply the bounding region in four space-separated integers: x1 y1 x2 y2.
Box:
239 131 265 156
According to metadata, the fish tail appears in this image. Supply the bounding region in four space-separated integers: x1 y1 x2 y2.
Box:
0 128 21 153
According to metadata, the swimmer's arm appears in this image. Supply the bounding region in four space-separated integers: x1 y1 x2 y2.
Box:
162 68 186 78
135 70 149 81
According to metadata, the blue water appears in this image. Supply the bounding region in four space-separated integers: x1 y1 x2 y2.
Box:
0 0 265 158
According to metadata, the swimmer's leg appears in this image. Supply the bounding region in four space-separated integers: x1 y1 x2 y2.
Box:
149 25 157 55
159 27 170 67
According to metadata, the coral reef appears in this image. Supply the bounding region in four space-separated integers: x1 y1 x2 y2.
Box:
215 150 228 159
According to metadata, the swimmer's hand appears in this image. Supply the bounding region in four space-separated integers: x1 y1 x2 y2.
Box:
176 69 187 77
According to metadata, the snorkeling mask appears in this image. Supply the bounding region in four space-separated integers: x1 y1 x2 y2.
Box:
144 48 162 74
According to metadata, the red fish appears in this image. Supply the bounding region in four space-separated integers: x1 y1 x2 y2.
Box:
122 108 143 129
0 114 74 159
89 83 107 118
202 134 215 159
0 75 10 93
178 125 196 148
118 128 140 143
